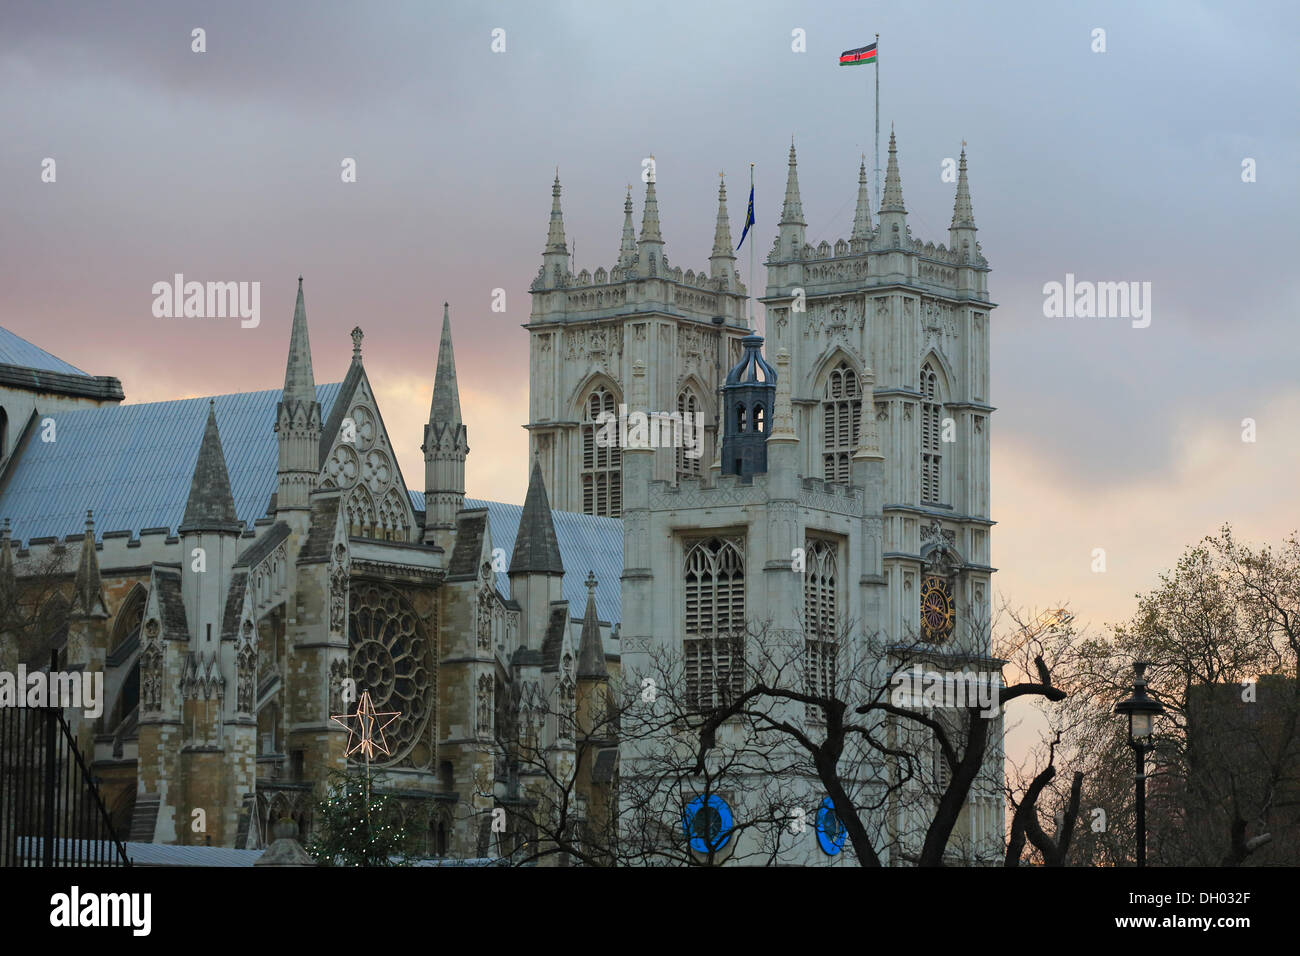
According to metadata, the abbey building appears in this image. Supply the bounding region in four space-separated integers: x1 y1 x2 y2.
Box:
0 130 998 864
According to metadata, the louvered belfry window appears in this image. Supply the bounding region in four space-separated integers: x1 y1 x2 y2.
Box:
920 362 942 505
803 537 838 718
683 537 745 710
581 386 621 517
822 362 861 484
676 388 701 482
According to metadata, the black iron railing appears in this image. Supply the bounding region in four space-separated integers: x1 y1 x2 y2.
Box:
0 655 130 866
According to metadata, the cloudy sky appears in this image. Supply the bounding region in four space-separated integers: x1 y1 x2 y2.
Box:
2 0 1297 670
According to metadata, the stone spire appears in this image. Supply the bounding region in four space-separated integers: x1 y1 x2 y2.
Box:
544 171 568 255
709 174 736 283
767 349 797 443
181 402 241 534
576 571 606 680
852 371 884 461
949 145 978 263
777 140 806 260
275 280 322 516
617 186 637 272
423 303 469 536
283 277 315 403
429 303 462 424
851 156 874 247
880 127 906 214
71 510 107 617
541 171 569 285
638 167 665 275
950 146 975 227
877 127 908 247
509 457 564 575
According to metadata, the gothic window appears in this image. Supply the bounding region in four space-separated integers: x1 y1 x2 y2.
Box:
581 385 621 518
822 362 861 485
735 403 747 432
920 361 943 505
344 487 376 538
676 388 701 482
683 537 745 710
752 404 765 433
348 583 434 765
803 538 838 717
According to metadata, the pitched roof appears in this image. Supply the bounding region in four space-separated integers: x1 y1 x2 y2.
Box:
0 383 341 546
509 459 564 575
0 326 89 376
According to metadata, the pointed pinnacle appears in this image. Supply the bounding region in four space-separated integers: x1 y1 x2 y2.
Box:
430 303 462 423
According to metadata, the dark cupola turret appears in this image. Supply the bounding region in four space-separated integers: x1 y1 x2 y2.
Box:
721 334 776 478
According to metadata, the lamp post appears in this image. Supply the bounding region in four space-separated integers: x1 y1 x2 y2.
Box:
1114 661 1164 867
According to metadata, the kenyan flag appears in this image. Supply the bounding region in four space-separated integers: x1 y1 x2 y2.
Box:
839 43 877 66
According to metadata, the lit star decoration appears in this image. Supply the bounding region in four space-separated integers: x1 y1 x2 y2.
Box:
331 691 400 760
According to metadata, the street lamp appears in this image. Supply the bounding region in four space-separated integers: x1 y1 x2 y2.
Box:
1114 661 1164 867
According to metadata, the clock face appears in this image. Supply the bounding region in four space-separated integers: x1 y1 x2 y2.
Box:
920 575 955 642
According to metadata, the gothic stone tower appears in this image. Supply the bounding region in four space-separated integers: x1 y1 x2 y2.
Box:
525 172 754 517
760 136 994 664
620 135 1000 865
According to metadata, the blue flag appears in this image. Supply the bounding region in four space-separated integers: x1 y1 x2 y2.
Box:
736 185 755 251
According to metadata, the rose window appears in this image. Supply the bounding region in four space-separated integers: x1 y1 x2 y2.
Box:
348 583 433 765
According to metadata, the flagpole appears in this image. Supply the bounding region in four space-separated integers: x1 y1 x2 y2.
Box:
748 162 755 330
874 33 881 214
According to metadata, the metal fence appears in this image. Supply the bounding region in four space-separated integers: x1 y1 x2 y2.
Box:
0 656 129 867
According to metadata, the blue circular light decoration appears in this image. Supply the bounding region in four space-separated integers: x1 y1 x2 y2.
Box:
682 795 734 854
816 797 847 855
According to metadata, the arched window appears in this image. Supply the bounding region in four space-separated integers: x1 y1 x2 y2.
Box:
676 388 702 482
581 385 621 518
683 537 745 710
752 404 765 434
822 362 861 485
735 403 747 432
803 538 837 718
920 362 943 505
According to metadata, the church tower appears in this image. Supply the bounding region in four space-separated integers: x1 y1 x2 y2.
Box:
525 170 751 516
760 131 994 654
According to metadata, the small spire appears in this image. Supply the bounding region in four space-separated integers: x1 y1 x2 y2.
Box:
639 174 663 245
283 278 316 402
509 458 563 575
880 128 906 214
617 186 637 271
179 403 241 535
577 571 606 680
851 156 874 241
709 174 736 277
350 326 364 364
950 145 976 229
545 172 568 256
71 508 106 617
780 140 806 226
429 303 462 424
852 371 884 461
